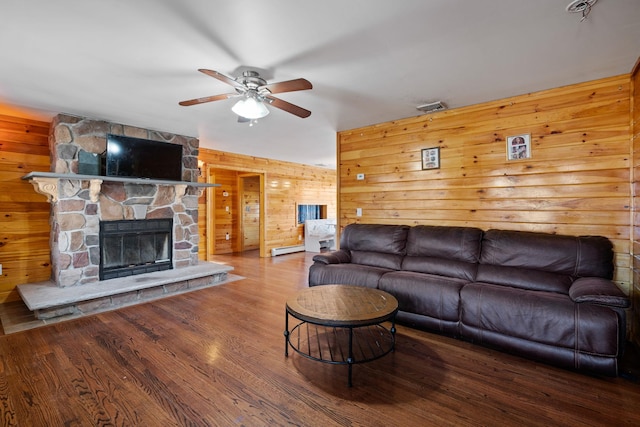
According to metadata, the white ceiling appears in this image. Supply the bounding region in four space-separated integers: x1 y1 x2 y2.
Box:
1 1 639 169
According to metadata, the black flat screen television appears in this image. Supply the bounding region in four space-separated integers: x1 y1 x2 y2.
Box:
105 134 183 181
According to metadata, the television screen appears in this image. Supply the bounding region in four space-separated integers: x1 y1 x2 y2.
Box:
105 134 183 181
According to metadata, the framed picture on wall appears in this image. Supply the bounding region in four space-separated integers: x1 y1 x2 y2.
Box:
506 133 531 160
421 147 440 170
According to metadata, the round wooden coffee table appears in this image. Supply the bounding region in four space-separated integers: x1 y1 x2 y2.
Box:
284 284 398 386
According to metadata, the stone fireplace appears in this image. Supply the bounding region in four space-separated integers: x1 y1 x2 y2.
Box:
45 114 201 287
14 114 231 325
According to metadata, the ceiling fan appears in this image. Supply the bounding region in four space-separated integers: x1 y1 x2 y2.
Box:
179 69 312 120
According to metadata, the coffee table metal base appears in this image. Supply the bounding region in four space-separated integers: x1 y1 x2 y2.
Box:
284 311 396 387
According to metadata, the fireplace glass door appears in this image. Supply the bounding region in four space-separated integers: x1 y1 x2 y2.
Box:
99 219 173 280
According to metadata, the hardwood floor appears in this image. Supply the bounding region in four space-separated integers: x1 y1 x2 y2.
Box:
1 251 638 426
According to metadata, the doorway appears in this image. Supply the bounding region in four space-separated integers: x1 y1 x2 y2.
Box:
206 167 266 258
239 174 261 251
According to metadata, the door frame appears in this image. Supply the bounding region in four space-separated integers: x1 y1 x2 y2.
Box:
238 173 264 253
205 166 266 258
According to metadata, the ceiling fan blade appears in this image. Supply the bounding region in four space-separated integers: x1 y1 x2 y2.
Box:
198 69 245 89
261 78 312 94
179 93 238 106
264 95 311 118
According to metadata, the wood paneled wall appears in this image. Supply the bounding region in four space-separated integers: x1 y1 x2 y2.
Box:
631 60 640 344
0 111 51 302
338 75 632 301
197 149 337 257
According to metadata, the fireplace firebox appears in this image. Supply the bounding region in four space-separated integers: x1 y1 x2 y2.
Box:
99 219 173 280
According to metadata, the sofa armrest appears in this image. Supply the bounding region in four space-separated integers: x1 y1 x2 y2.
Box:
569 277 630 308
312 250 351 265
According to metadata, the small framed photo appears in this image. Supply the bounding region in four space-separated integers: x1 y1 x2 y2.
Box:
507 134 531 160
421 147 440 170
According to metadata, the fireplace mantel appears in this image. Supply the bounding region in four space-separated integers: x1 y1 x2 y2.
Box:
23 171 219 203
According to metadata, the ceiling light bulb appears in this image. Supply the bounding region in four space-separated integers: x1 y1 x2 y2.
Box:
232 96 269 119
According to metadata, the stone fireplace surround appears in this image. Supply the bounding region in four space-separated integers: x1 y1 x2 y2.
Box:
46 114 204 287
16 114 232 321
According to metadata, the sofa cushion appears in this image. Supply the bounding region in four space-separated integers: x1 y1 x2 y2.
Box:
379 271 467 322
308 263 392 288
476 264 573 294
351 251 404 271
401 225 482 281
403 257 478 282
340 223 410 255
460 283 620 356
480 229 614 279
405 225 483 262
340 224 410 270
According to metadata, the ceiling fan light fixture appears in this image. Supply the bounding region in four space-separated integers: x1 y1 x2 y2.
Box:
566 0 596 13
180 68 311 119
232 95 269 119
566 0 597 21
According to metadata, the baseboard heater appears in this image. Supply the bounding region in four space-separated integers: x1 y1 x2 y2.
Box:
271 245 305 256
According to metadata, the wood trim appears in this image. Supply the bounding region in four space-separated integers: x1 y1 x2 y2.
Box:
631 56 640 77
205 165 214 261
259 173 267 257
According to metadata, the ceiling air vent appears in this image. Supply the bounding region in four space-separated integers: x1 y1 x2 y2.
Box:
416 101 447 113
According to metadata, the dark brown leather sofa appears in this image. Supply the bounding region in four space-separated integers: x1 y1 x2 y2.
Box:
308 224 630 376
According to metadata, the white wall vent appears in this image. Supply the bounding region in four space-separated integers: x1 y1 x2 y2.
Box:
417 101 447 113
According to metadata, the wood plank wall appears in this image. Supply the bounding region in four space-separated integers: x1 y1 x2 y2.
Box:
631 60 640 344
0 111 51 303
197 148 337 257
338 75 633 314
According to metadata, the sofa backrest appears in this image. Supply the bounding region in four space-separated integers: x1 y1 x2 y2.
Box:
402 225 483 281
340 223 410 270
477 229 614 293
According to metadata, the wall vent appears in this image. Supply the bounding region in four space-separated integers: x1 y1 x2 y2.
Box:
417 101 447 113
